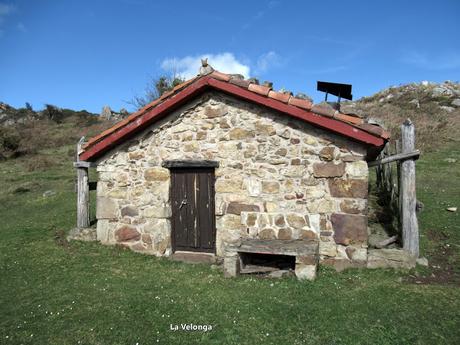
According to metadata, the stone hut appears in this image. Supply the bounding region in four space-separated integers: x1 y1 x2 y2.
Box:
77 65 389 279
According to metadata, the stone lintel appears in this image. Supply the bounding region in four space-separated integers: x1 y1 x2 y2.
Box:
234 239 319 257
162 160 219 168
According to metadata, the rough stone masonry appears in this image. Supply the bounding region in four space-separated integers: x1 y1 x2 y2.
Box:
95 91 370 268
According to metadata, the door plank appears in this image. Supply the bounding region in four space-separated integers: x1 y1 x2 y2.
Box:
186 172 196 248
198 170 211 249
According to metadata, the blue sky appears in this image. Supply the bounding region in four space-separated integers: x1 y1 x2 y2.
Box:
0 0 459 113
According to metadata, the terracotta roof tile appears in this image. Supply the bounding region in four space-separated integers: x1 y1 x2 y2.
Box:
310 104 336 118
248 83 271 96
210 71 231 82
334 113 364 125
357 123 387 137
229 74 244 80
229 77 251 88
268 90 291 103
288 96 313 110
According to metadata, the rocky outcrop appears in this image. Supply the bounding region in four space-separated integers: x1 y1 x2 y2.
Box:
100 105 129 121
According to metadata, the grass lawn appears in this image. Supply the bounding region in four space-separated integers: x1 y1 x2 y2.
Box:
0 145 459 345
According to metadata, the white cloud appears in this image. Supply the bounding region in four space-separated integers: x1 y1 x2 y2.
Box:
0 3 14 15
242 1 279 31
17 21 26 32
402 51 460 70
255 51 281 74
0 3 15 24
161 53 250 79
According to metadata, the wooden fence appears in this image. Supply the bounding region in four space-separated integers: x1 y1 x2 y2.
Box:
369 119 420 257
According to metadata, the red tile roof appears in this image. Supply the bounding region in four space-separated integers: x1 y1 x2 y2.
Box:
80 70 389 161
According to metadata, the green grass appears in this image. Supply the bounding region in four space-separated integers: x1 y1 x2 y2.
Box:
0 145 459 345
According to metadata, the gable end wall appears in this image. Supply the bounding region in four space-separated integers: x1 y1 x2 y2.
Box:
95 92 370 267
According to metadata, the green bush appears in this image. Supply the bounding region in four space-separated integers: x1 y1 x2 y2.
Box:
0 127 21 157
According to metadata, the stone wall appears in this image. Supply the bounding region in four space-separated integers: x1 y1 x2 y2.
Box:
95 92 369 266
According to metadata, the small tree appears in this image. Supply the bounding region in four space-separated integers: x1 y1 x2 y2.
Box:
25 102 33 111
128 74 185 110
43 104 64 123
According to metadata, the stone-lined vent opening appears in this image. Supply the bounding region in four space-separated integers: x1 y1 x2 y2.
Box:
239 253 295 274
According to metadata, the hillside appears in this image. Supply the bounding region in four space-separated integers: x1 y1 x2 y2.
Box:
341 81 460 152
0 103 116 164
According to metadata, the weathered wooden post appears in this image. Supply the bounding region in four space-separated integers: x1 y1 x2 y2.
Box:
76 137 90 228
400 119 419 257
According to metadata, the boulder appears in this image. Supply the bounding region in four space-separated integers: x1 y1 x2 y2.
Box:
259 228 276 240
120 206 138 217
299 230 317 240
286 213 306 228
277 228 292 240
274 215 285 227
229 128 255 140
143 205 171 218
245 178 262 197
367 249 416 269
96 197 118 219
295 263 317 280
319 147 337 161
262 181 280 194
218 215 242 230
340 199 366 214
115 226 141 242
243 213 257 227
313 162 345 178
101 105 112 119
204 105 227 118
144 167 169 181
215 178 243 193
319 241 337 257
226 202 260 215
255 122 276 136
328 179 368 198
345 161 368 178
331 213 367 245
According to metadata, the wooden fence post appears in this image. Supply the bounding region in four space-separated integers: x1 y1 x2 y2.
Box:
76 137 90 228
400 119 419 257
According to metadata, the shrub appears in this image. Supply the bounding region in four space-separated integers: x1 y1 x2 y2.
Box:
0 127 21 157
129 74 185 109
24 155 55 171
43 104 64 123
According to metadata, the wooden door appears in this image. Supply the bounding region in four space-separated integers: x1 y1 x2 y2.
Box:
170 168 216 253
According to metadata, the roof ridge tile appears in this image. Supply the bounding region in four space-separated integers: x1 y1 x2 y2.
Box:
310 104 336 118
268 90 291 103
229 78 251 88
288 96 313 110
248 83 271 96
210 71 230 81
